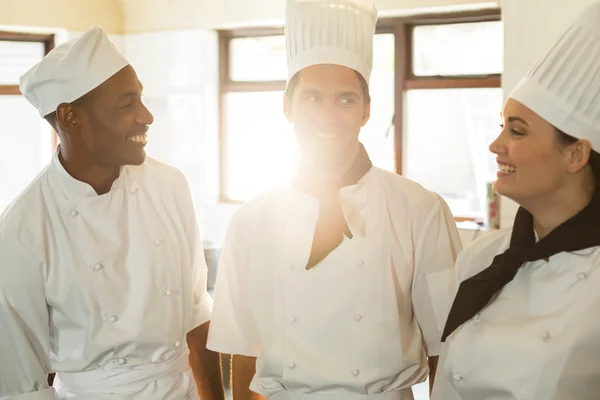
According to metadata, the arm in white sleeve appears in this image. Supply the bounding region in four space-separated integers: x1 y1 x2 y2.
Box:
0 234 57 400
177 173 213 331
412 193 463 357
188 214 214 330
206 211 261 357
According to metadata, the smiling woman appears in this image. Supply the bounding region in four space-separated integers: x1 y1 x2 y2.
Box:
492 98 596 215
433 3 600 399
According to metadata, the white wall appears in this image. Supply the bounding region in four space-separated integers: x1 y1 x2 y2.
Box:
0 0 123 33
121 0 499 32
498 0 598 229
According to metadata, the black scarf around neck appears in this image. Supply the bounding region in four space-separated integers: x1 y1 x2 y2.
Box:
442 189 600 341
294 143 373 270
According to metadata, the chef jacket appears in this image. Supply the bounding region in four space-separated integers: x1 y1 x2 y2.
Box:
207 167 462 399
0 151 213 399
432 229 600 400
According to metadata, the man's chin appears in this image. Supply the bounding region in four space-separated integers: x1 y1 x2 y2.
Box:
304 151 347 169
302 142 357 165
118 150 147 167
130 152 147 166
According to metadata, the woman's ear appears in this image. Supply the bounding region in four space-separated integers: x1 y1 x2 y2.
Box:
566 139 592 174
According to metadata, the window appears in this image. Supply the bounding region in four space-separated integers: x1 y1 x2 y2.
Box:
400 14 503 224
218 10 503 224
0 32 55 212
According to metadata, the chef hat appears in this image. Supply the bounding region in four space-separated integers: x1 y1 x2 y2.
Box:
20 25 129 117
285 0 378 83
509 1 600 150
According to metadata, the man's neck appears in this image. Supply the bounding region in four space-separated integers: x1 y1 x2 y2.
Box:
305 145 360 186
59 147 120 195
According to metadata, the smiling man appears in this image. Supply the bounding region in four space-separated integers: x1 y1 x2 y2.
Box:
0 26 223 400
207 1 462 399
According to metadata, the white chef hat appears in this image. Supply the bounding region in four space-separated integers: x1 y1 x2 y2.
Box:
285 0 378 83
509 1 600 150
20 25 129 117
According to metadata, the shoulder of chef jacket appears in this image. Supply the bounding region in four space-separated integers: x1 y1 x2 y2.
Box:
455 228 512 284
208 167 462 360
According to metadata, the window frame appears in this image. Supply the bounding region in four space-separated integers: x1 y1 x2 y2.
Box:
217 9 502 218
0 31 56 147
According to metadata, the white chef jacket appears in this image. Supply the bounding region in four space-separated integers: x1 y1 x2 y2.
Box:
0 151 213 400
431 228 600 400
207 167 462 398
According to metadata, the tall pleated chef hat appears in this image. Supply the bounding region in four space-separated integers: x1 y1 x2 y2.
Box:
20 25 129 117
508 1 600 149
285 0 378 83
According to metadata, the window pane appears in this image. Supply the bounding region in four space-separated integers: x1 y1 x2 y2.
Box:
0 96 54 209
0 40 45 84
413 21 503 76
225 91 297 201
361 33 395 172
229 36 287 82
404 88 503 220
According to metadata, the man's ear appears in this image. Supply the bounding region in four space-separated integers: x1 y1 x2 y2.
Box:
55 103 82 134
361 103 371 127
283 93 293 123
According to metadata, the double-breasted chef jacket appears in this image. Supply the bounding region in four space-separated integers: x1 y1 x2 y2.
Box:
432 229 600 400
0 151 213 399
207 166 462 400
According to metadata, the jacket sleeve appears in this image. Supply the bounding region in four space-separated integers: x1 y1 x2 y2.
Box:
0 233 57 400
411 193 463 357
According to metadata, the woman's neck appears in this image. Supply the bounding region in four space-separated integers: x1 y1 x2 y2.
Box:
526 178 595 240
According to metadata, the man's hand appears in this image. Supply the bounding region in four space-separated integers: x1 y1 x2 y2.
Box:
231 355 265 400
428 356 439 395
187 321 226 400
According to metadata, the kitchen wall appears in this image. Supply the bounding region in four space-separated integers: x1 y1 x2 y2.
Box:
0 0 122 33
120 0 500 32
